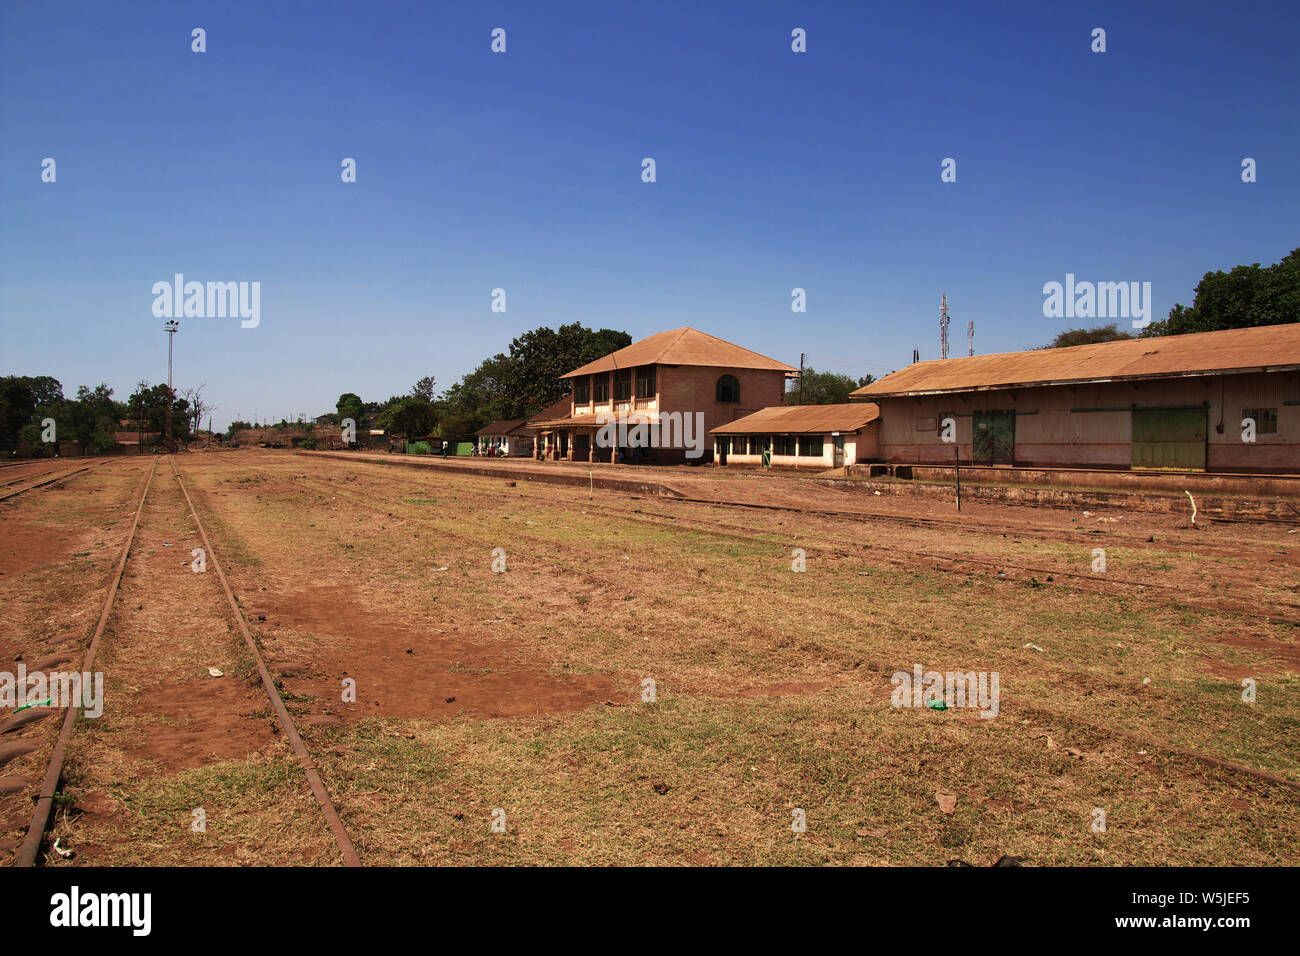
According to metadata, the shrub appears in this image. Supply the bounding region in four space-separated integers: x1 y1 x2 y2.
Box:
406 441 432 455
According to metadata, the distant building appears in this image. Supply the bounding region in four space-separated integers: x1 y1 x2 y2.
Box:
530 327 796 463
851 324 1300 473
474 419 535 457
710 403 880 469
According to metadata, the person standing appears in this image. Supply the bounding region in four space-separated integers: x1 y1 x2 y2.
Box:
441 439 448 459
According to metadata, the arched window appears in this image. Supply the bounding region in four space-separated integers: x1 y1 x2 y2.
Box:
716 374 740 403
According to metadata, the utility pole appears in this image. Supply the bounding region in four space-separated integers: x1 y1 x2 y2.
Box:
164 320 179 452
967 319 974 357
940 293 951 360
799 352 805 404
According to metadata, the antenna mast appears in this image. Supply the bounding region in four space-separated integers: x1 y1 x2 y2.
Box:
939 293 951 359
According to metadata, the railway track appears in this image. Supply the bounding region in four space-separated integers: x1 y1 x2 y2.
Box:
276 458 1300 625
5 457 359 867
282 460 1300 795
671 492 1300 566
0 458 123 503
590 500 1300 626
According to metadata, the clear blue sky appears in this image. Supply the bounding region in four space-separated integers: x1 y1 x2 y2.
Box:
2 0 1297 429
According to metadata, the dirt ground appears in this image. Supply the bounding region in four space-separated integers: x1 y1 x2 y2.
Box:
1 448 1296 866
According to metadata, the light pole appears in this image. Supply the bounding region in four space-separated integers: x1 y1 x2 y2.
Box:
164 320 179 452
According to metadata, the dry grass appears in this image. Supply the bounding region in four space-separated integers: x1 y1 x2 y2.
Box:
6 451 1296 865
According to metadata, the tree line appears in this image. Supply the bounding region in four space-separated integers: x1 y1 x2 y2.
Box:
1044 247 1299 349
325 323 634 442
0 377 209 456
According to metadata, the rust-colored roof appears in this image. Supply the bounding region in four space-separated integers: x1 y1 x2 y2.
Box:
710 403 880 435
525 396 574 427
529 411 666 429
561 327 797 378
853 324 1300 398
475 418 534 437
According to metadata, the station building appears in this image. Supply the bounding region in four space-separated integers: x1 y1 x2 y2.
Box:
530 327 796 463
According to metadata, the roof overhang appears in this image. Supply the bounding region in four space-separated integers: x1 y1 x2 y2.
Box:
858 364 1300 400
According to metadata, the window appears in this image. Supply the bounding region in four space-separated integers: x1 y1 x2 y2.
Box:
614 368 632 402
774 436 796 456
573 379 590 405
636 366 656 399
593 378 609 403
749 436 769 455
716 374 740 403
1243 408 1278 434
798 436 823 457
716 437 730 455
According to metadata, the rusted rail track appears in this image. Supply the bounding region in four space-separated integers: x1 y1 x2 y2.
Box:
0 458 123 504
10 457 360 867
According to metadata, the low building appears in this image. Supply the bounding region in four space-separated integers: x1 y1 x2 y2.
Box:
530 327 797 463
851 324 1300 473
526 397 575 460
475 419 535 457
711 403 880 468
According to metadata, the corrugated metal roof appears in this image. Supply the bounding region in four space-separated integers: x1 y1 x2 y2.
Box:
475 418 534 437
710 403 881 435
853 324 1300 398
525 396 575 428
561 327 798 378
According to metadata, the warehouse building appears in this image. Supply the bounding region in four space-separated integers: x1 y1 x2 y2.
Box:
710 403 880 469
850 324 1300 473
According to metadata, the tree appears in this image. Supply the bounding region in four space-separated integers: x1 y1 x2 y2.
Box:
1042 324 1133 349
377 396 437 437
182 383 213 434
785 367 860 405
336 392 364 427
0 377 36 452
503 323 632 414
411 376 437 402
1143 247 1300 337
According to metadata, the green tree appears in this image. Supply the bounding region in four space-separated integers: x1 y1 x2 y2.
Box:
504 323 632 414
336 392 365 427
1143 247 1300 336
785 367 860 405
412 376 437 402
0 377 36 452
1042 323 1133 349
377 396 437 437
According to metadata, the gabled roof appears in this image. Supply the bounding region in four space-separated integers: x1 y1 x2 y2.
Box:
853 324 1300 399
475 418 534 437
561 327 797 378
710 403 881 435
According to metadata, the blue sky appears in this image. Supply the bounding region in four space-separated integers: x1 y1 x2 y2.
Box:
2 0 1297 428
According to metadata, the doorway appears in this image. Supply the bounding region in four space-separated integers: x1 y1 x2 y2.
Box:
973 410 1015 465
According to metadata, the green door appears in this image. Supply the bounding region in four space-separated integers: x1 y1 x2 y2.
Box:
1131 408 1206 470
973 410 1015 465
